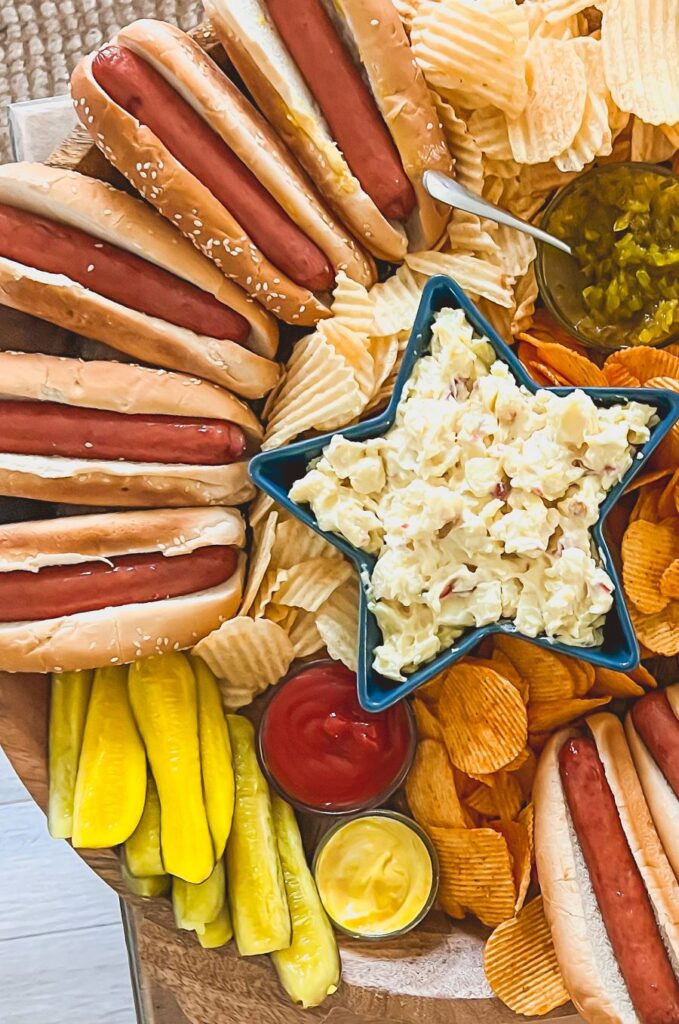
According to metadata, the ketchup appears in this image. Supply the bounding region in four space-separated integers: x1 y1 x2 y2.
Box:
258 662 414 812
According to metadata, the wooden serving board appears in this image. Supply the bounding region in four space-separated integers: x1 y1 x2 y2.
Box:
0 18 585 1024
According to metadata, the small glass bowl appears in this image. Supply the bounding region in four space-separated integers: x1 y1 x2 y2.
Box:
536 162 679 352
256 659 416 816
312 810 439 940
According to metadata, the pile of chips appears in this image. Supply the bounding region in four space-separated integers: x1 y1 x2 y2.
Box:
516 322 679 659
194 491 360 708
404 632 657 1014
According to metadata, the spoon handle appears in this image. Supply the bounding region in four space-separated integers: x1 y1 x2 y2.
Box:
423 170 572 256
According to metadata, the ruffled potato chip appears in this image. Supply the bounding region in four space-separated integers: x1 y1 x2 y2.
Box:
268 516 339 572
630 600 679 656
412 697 444 740
369 265 423 337
430 826 518 926
273 557 352 613
554 36 612 172
467 106 514 160
439 664 528 774
411 0 529 119
527 696 611 732
406 739 470 829
602 0 679 126
622 518 679 614
330 272 375 336
240 509 278 617
661 559 679 600
493 635 578 702
527 339 607 387
591 667 645 699
194 617 294 709
603 345 679 384
406 251 515 307
631 118 676 163
287 610 324 659
466 771 523 822
484 897 570 1016
316 575 360 672
493 819 532 913
433 95 485 195
507 37 588 164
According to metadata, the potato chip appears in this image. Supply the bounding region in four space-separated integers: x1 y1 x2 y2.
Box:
368 334 400 401
484 897 570 1016
484 157 521 179
527 696 611 732
604 345 679 385
528 339 607 386
603 362 641 388
630 482 665 525
369 264 422 337
330 271 375 336
517 801 535 862
467 106 514 160
439 664 528 774
630 598 679 656
406 739 470 829
507 37 587 164
528 360 568 387
240 510 278 616
622 519 679 614
602 0 679 126
412 697 444 740
493 820 532 913
630 117 676 163
554 36 612 173
629 663 658 689
433 95 485 195
265 602 297 628
657 470 679 521
269 516 339 572
194 617 295 709
411 0 529 119
513 748 538 801
491 224 537 279
318 320 374 403
661 559 679 600
493 635 576 702
429 826 517 927
560 655 595 697
250 566 289 620
263 332 363 450
417 675 445 705
287 610 325 659
406 251 515 307
447 211 501 258
248 490 276 529
316 574 360 672
489 649 524 690
591 667 645 699
273 557 352 612
625 467 674 495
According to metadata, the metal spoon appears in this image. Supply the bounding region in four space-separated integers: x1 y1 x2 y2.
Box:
423 169 573 256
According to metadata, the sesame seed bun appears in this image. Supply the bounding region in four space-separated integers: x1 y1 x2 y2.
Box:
0 163 280 398
205 0 452 260
0 507 246 673
71 20 376 325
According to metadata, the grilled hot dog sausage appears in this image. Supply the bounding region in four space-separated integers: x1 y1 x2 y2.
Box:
92 45 335 293
0 401 248 466
264 0 416 222
559 737 679 1024
0 545 238 623
631 691 679 798
0 203 249 342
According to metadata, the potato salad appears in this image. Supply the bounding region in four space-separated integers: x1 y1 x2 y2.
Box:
290 308 656 680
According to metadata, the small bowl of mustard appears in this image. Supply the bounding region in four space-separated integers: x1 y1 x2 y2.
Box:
536 162 679 351
312 810 439 940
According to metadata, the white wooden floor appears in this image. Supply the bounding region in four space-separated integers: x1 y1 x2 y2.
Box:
0 748 136 1024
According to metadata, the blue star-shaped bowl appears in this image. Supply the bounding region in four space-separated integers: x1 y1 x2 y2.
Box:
250 276 679 712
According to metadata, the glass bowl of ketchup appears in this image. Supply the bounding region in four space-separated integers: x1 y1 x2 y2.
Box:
257 660 416 815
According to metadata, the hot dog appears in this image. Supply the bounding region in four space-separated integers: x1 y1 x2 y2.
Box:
0 507 246 674
0 202 249 342
534 713 679 1024
627 685 679 882
0 351 263 508
205 0 453 261
0 163 280 400
71 20 376 325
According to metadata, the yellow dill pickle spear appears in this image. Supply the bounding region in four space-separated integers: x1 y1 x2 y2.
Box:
128 653 214 884
271 795 341 1008
226 715 291 956
72 665 146 848
173 859 226 932
190 655 235 859
196 901 233 948
120 851 171 899
124 773 165 878
48 670 93 839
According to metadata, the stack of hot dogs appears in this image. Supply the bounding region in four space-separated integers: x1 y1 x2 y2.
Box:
0 0 452 672
535 688 679 1024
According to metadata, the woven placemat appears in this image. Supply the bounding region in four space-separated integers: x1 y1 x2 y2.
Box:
0 0 202 163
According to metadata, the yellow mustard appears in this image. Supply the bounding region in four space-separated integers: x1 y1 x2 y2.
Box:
314 815 433 937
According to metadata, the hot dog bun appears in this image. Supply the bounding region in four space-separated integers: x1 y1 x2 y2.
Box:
626 685 679 883
71 20 376 326
0 507 245 673
0 163 280 399
0 351 261 508
535 713 679 1024
206 0 452 260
